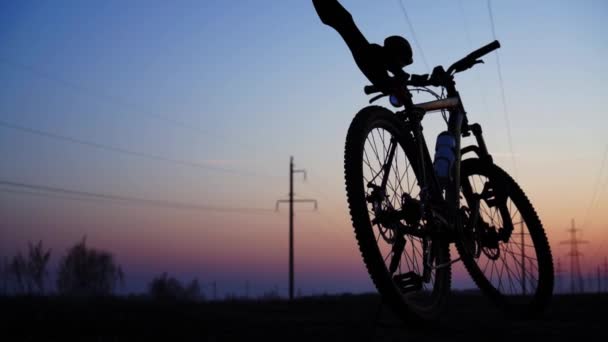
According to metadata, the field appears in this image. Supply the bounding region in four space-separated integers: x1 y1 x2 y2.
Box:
2 293 606 341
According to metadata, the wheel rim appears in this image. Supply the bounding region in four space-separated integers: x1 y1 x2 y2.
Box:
361 126 446 311
461 171 541 300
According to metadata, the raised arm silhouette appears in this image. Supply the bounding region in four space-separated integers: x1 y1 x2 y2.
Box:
312 0 413 94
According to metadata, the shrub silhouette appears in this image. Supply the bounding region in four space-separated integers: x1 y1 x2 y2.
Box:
26 240 52 294
1 241 51 295
9 252 27 294
56 237 124 296
148 272 202 301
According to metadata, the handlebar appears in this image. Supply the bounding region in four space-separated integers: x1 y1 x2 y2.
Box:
468 40 501 62
364 41 501 103
364 85 380 95
364 73 428 95
447 40 500 74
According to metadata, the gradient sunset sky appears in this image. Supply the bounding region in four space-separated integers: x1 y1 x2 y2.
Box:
1 0 607 296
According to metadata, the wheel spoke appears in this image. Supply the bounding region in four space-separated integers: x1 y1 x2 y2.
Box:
459 162 550 303
351 122 449 314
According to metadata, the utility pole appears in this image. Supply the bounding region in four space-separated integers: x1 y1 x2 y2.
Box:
276 156 318 301
560 219 588 294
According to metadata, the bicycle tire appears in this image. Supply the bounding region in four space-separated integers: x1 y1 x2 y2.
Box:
344 106 451 322
456 158 554 316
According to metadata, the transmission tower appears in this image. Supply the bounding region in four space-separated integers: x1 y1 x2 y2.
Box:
560 219 588 294
276 156 318 301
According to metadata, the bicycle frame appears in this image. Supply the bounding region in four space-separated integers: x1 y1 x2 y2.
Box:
394 78 494 237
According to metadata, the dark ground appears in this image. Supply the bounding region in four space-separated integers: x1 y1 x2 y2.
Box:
1 293 606 341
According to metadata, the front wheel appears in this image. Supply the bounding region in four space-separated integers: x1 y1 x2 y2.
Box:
344 106 451 322
456 158 554 316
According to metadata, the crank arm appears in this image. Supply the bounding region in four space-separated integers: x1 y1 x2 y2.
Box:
430 257 461 270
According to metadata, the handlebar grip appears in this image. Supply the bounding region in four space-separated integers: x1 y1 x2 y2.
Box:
467 40 501 61
364 85 380 95
447 40 501 74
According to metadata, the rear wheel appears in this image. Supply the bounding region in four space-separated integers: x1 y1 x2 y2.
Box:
344 106 451 322
456 158 554 316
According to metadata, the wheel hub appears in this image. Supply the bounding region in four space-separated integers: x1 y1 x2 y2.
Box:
479 221 500 260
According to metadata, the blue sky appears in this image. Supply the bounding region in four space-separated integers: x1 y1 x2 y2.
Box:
1 0 607 296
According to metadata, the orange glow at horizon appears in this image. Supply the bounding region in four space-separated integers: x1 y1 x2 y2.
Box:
1 154 606 292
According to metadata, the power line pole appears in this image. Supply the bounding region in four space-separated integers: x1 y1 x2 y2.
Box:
276 156 318 301
560 219 588 294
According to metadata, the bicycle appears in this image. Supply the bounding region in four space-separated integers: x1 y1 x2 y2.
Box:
314 1 554 322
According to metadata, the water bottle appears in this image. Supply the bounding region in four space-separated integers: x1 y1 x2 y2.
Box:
433 131 456 189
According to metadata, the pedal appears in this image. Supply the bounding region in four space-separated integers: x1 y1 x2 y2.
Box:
393 271 423 293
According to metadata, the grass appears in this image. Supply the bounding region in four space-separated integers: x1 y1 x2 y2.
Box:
1 293 606 341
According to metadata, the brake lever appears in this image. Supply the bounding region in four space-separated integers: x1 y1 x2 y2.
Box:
369 93 388 104
453 59 485 75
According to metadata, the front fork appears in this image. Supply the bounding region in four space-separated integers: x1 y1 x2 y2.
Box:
461 123 493 164
460 121 517 251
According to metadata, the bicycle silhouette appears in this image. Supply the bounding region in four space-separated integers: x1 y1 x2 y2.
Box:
313 0 553 321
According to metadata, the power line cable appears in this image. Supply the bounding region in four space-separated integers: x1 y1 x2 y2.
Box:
0 180 273 215
0 58 210 136
0 187 110 205
457 0 490 117
1 186 285 215
487 0 518 176
583 144 608 227
584 144 608 261
457 0 474 49
396 0 431 73
0 120 268 178
0 58 272 157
